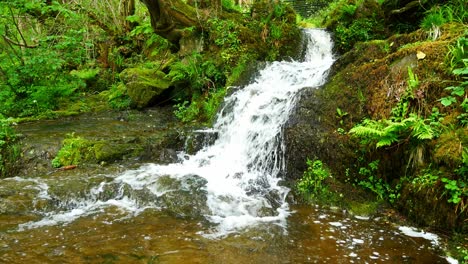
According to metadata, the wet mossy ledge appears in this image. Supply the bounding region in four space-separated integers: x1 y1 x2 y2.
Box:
285 22 467 238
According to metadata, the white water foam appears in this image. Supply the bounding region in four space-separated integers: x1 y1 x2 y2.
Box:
16 29 335 237
398 226 440 246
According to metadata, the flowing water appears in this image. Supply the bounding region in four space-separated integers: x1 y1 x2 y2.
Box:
0 29 457 263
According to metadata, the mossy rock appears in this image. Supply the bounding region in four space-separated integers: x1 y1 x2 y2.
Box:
119 67 172 109
52 135 95 168
93 142 136 163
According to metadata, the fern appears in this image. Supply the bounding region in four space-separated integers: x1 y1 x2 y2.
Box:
350 114 435 149
350 119 400 148
410 114 435 140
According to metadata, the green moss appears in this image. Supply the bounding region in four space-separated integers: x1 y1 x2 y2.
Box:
94 142 130 162
447 232 468 263
434 129 466 167
119 67 172 109
70 68 100 81
348 200 381 216
52 134 94 168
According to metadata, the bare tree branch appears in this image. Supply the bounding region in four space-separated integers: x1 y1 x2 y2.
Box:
390 1 421 15
2 35 38 48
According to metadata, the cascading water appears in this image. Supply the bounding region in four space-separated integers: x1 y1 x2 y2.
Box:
14 29 335 237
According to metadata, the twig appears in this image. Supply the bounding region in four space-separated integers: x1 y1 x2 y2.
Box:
2 35 38 48
8 6 29 48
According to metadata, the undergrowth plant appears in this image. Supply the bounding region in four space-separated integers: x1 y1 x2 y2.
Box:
440 37 468 126
0 121 20 178
421 0 468 40
52 133 93 168
169 52 226 123
349 67 439 202
0 1 100 118
297 159 331 199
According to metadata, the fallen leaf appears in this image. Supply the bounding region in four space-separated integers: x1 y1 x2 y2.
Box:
417 51 426 60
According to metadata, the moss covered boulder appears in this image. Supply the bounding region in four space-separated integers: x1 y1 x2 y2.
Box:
119 67 172 109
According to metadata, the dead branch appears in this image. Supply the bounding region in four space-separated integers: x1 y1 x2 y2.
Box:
390 1 421 15
2 35 38 48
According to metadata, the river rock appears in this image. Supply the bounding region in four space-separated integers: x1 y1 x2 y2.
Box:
156 175 209 219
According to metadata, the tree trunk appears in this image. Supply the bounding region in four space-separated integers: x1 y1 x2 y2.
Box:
139 0 200 45
121 0 136 32
139 0 221 46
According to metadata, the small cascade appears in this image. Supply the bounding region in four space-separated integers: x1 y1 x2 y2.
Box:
12 29 335 237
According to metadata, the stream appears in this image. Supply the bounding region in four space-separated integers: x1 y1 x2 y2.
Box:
0 29 457 263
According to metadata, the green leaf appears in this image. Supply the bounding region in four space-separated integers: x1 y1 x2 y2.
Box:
439 96 457 106
445 85 466 96
453 67 468 75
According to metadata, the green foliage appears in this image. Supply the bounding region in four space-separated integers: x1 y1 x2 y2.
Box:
221 0 240 12
420 7 446 40
208 18 239 48
447 37 467 71
269 23 283 41
420 1 468 40
349 114 436 148
441 177 467 208
440 36 468 126
334 17 385 52
336 107 348 125
273 4 286 18
0 1 96 118
52 133 92 168
297 159 331 198
342 3 357 17
174 87 226 124
128 14 171 56
174 101 200 123
411 169 440 190
169 53 224 93
356 160 400 203
202 88 226 123
104 83 132 110
0 121 20 178
351 67 437 148
169 52 226 123
207 18 242 65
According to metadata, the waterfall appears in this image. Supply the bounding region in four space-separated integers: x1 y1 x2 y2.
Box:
16 29 334 237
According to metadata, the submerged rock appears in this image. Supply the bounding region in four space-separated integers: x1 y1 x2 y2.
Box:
156 175 209 218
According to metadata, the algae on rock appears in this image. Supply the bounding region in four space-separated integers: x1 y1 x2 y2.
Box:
119 67 172 109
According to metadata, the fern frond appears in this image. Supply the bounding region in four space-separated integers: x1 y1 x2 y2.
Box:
349 119 387 137
411 117 435 140
376 135 399 148
350 119 402 148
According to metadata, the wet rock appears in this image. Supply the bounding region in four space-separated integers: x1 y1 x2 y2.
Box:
93 141 137 163
156 175 209 219
182 129 218 155
284 85 361 181
15 108 185 176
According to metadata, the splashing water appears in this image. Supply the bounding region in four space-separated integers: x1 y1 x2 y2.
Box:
16 29 335 237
